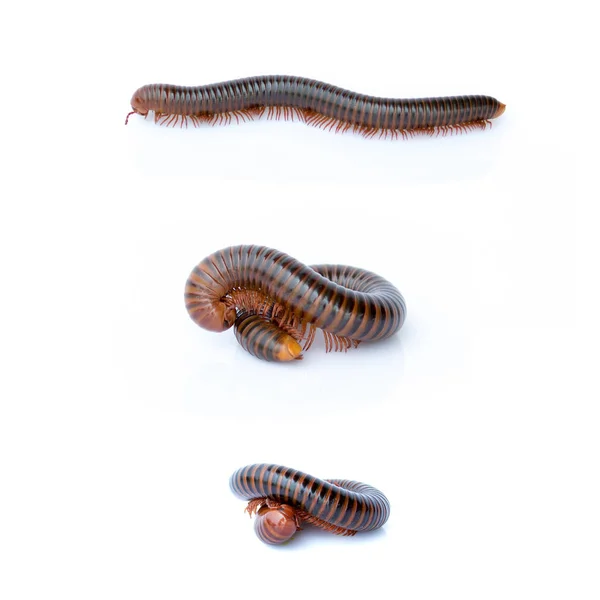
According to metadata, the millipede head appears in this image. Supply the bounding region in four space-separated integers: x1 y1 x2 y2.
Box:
186 300 237 333
254 504 299 545
128 86 150 122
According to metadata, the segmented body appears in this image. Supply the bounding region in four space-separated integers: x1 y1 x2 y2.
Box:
126 75 505 138
184 245 406 361
230 463 390 543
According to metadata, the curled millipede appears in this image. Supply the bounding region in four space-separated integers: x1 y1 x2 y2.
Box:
184 245 406 362
126 75 505 139
230 464 391 545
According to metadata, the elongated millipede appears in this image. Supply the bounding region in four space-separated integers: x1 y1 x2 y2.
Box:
230 464 391 544
184 245 406 362
126 75 505 139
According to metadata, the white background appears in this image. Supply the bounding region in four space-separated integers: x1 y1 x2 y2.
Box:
1 1 598 598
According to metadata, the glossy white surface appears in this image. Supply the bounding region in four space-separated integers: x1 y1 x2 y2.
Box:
1 0 597 598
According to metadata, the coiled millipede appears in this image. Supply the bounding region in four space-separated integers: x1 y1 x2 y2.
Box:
230 464 391 544
184 245 406 362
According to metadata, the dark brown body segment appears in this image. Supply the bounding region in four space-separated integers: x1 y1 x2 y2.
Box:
184 245 406 362
127 75 505 137
230 464 391 533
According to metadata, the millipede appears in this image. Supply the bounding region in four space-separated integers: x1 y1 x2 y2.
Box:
230 464 391 544
184 245 406 362
126 75 505 139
